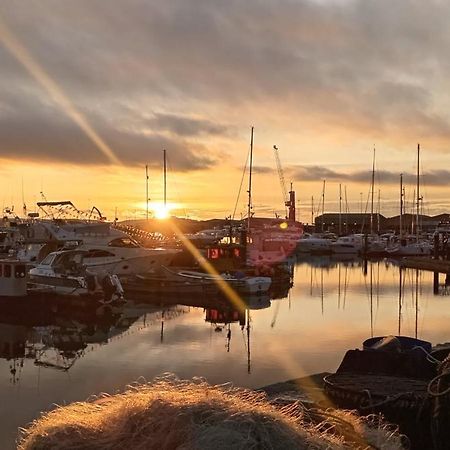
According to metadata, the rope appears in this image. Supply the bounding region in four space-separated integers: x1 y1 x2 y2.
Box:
411 345 441 365
428 373 450 397
360 390 416 412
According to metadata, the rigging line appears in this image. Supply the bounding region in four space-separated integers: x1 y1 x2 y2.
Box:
232 142 251 220
166 157 187 217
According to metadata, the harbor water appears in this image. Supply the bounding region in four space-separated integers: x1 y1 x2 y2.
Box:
2 257 450 448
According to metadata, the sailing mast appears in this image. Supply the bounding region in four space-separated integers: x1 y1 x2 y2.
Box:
399 173 403 238
321 180 326 232
377 189 381 233
247 127 254 232
163 149 167 208
416 143 420 243
145 165 149 220
339 183 342 235
370 147 375 235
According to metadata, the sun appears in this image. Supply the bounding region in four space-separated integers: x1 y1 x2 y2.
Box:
153 203 170 219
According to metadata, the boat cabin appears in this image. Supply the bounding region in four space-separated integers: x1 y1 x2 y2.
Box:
0 260 28 297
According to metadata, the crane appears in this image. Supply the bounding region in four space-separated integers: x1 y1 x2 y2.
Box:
273 145 289 218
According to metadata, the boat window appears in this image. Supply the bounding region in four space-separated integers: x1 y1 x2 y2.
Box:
15 265 26 278
107 238 140 248
4 264 11 278
41 254 56 266
85 249 115 258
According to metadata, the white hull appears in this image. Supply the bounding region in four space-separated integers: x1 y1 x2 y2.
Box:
82 251 177 276
386 243 432 256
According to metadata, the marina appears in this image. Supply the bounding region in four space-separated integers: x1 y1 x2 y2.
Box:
2 2 450 447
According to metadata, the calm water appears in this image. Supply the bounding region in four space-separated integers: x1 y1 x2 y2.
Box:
1 257 450 448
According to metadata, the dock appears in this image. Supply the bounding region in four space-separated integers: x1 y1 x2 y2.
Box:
400 257 450 273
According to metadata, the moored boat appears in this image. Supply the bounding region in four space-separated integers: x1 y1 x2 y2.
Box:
122 265 271 296
28 250 124 302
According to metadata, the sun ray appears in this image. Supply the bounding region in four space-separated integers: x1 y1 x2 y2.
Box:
0 14 121 166
167 220 247 313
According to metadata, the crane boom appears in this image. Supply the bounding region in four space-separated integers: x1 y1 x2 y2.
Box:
273 145 288 216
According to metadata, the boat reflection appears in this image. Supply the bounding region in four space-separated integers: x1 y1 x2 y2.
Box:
0 282 281 383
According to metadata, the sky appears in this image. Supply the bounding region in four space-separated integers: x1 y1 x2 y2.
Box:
1 0 450 222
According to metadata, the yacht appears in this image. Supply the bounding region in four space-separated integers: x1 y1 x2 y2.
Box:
386 237 432 256
330 235 363 254
15 204 180 274
297 233 333 254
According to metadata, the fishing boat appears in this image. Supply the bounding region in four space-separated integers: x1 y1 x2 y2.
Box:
28 250 124 302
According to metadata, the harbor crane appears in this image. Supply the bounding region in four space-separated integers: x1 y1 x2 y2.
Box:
273 145 288 218
273 145 296 221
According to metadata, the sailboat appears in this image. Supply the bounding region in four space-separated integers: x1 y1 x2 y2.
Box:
387 144 432 256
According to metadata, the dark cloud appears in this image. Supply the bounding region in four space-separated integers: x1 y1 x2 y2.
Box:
252 166 274 174
1 0 450 168
0 88 216 170
150 113 231 137
287 165 450 187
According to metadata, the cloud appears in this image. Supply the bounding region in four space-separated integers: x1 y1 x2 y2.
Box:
287 165 450 187
150 113 232 137
1 0 450 170
0 91 216 170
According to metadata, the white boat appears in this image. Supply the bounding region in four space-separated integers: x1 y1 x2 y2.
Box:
297 233 332 254
28 250 124 302
177 269 272 294
386 239 432 256
331 235 363 254
25 220 179 275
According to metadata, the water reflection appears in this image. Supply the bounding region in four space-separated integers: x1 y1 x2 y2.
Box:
1 257 450 448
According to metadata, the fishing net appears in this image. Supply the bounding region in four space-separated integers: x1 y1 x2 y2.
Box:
18 374 406 450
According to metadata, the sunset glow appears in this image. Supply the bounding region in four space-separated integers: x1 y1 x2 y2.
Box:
152 203 170 220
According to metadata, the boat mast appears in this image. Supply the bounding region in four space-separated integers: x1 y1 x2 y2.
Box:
339 183 342 235
399 173 403 238
377 189 380 233
344 185 349 234
163 149 167 208
370 147 375 235
145 165 149 220
416 143 420 243
311 195 314 227
247 127 254 231
321 180 325 232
